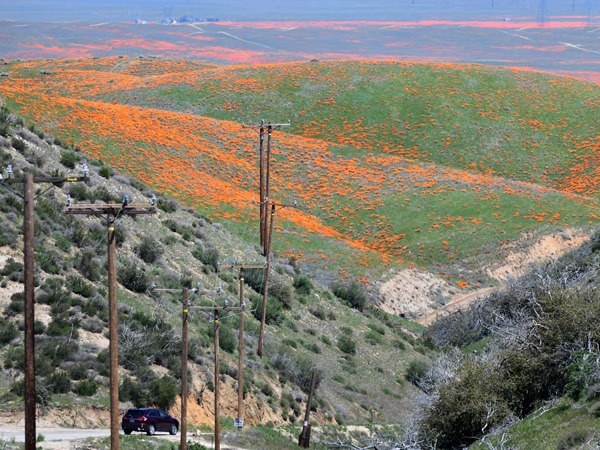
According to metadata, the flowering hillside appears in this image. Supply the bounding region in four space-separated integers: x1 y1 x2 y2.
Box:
1 57 599 286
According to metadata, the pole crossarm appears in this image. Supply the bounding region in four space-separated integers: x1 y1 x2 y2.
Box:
65 203 156 216
2 175 88 185
189 305 245 312
218 264 265 271
1 175 89 199
244 121 290 131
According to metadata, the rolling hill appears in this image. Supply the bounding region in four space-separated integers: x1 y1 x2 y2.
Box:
1 57 599 301
1 56 600 449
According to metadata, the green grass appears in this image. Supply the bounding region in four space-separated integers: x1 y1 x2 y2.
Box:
223 425 329 450
3 58 600 285
110 62 600 187
85 435 181 450
470 398 600 450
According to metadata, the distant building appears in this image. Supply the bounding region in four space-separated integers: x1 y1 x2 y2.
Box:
179 15 200 23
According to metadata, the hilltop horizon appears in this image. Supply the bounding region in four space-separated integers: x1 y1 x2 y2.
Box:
2 0 599 23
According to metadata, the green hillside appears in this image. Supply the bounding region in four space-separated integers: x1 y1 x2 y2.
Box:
1 57 600 449
1 58 600 292
0 105 427 449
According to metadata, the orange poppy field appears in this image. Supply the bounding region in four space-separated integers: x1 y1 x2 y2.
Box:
1 57 599 286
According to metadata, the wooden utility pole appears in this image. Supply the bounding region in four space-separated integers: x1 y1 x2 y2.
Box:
298 369 318 448
148 284 220 450
256 200 296 357
213 308 221 450
218 264 263 428
237 287 244 426
1 165 88 450
181 288 189 450
189 303 244 450
258 121 266 249
66 198 156 450
148 287 191 450
246 120 289 255
23 174 35 450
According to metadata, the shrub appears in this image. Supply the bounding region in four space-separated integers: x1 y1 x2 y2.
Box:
75 248 102 282
75 379 99 396
304 342 321 354
309 306 326 320
157 197 178 213
120 376 148 407
135 236 163 264
1 258 23 278
11 137 25 152
37 338 79 369
4 346 24 370
67 276 94 298
6 292 24 316
60 150 80 169
47 370 71 394
420 359 512 449
332 280 367 311
68 183 89 201
68 363 89 381
405 359 429 386
565 350 600 401
90 185 118 203
37 246 62 275
266 344 321 392
149 375 178 410
98 166 112 179
252 296 283 326
243 268 265 293
192 245 220 271
293 275 313 295
364 330 385 345
0 123 10 138
118 263 150 293
320 335 332 346
0 317 18 343
337 334 356 355
218 325 237 354
269 276 294 309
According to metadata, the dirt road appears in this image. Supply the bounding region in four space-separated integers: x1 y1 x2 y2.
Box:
0 426 248 450
416 287 495 326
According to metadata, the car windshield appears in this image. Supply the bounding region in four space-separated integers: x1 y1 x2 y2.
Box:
125 410 146 417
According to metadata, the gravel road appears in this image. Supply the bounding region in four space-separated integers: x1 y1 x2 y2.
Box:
0 426 246 449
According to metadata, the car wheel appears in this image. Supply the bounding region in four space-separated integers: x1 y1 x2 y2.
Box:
169 424 178 435
124 430 132 435
147 424 156 436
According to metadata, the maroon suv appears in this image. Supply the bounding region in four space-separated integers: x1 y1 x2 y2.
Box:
121 408 179 435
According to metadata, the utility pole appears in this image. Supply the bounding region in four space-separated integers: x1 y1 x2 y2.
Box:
256 200 296 358
0 164 88 450
218 263 264 428
298 369 318 448
245 120 289 256
182 288 188 450
189 302 245 450
147 284 221 450
66 196 156 450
